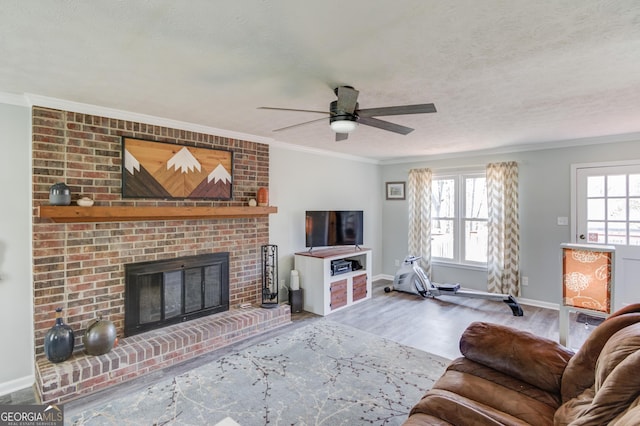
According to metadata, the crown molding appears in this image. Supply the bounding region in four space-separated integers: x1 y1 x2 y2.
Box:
379 132 640 165
267 138 379 164
24 93 275 145
0 92 29 107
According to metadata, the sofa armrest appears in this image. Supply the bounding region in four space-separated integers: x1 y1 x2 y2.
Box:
460 322 574 393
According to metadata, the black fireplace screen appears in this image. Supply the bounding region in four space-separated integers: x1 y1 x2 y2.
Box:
125 253 229 336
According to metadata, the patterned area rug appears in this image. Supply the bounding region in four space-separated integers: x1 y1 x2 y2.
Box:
67 320 449 425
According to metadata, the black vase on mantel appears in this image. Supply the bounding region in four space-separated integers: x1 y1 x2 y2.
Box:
43 307 75 363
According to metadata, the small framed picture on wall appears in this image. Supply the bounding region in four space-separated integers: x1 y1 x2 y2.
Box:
385 182 405 200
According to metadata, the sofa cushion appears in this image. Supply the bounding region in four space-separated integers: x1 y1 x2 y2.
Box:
595 323 640 389
555 323 640 425
561 312 640 402
409 388 536 426
420 358 558 425
459 322 573 393
609 397 640 425
446 358 562 409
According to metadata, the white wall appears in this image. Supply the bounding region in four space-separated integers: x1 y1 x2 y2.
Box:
0 101 34 393
269 146 382 298
381 139 640 307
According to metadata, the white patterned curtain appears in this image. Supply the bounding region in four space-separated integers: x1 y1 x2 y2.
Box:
486 162 520 295
407 168 432 278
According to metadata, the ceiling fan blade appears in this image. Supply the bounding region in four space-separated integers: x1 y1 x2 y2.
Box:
357 103 437 117
335 132 349 142
272 116 327 132
258 106 329 115
336 86 359 114
357 116 414 135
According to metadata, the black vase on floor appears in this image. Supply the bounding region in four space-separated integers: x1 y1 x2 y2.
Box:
44 307 75 363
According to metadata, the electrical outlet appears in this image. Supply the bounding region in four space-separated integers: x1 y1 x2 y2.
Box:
522 276 529 286
394 259 400 267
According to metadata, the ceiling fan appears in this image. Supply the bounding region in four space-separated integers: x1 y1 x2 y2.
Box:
259 86 437 141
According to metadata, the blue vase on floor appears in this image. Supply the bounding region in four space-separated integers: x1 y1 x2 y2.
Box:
44 307 75 363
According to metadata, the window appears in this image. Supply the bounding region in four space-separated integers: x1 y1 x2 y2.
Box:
585 173 640 245
431 172 487 265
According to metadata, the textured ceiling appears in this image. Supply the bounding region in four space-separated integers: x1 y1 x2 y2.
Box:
2 1 640 161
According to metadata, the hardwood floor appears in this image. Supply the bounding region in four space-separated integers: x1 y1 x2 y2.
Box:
304 279 595 360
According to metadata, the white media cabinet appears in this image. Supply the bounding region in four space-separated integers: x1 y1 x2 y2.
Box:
294 247 372 316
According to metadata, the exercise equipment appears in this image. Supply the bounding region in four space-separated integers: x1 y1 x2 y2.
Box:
384 255 524 316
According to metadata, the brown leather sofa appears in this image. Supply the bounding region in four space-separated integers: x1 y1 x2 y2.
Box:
404 304 640 425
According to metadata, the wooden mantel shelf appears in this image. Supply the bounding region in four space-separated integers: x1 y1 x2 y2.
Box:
36 205 278 223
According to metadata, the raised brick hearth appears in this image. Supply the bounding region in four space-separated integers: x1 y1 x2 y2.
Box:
36 305 290 404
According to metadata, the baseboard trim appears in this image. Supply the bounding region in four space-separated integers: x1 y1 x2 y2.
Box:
374 274 394 282
372 276 559 311
0 375 34 397
517 298 559 310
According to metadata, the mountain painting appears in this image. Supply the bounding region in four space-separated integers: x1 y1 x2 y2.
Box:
122 137 233 200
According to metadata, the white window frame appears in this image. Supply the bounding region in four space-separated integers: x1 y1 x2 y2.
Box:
432 170 487 268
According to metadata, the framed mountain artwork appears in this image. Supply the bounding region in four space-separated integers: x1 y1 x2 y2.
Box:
122 137 233 200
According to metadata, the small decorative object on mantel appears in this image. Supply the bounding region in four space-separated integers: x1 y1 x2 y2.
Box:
83 314 117 356
43 307 75 363
257 187 269 206
49 182 71 206
248 198 257 207
261 244 279 308
76 196 94 207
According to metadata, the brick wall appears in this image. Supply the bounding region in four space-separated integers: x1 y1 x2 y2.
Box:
32 106 270 356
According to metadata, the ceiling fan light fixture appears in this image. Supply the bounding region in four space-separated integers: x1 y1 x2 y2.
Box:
263 86 436 138
330 119 358 134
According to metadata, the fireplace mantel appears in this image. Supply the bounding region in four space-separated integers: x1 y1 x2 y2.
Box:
36 205 277 223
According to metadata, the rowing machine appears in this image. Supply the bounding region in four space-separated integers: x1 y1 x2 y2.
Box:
384 255 524 316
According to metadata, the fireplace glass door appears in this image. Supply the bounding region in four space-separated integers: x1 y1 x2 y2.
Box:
125 253 229 336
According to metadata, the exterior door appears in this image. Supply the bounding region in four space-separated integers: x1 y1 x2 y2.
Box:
573 161 640 310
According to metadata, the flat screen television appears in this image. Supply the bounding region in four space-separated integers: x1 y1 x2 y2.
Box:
305 210 363 249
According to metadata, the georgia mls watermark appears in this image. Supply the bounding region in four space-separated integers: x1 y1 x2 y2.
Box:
0 404 63 426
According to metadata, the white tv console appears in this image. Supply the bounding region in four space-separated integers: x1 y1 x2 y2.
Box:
294 247 372 316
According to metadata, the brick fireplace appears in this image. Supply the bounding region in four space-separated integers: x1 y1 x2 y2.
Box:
31 106 290 403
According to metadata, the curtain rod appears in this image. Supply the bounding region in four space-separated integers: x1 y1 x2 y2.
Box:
408 161 519 173
407 164 485 172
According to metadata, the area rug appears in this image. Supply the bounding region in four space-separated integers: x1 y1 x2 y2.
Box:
66 320 450 425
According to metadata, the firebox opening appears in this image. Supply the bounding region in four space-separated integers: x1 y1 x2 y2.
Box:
124 252 230 337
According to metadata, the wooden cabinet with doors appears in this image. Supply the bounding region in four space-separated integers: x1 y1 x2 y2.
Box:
294 247 372 316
